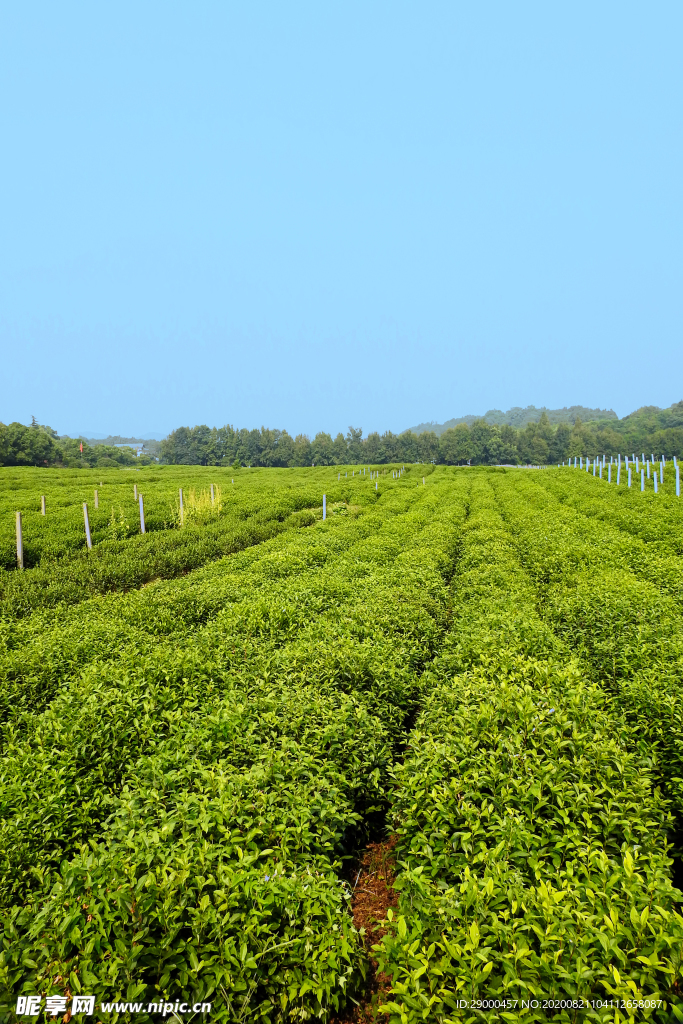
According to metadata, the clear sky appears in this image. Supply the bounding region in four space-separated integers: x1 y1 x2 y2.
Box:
2 2 682 439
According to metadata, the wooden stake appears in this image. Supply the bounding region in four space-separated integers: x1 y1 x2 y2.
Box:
83 503 92 550
41 495 46 516
15 511 23 570
139 494 146 533
134 484 138 500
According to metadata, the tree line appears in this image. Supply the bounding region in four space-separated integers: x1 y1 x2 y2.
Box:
0 421 154 468
3 402 682 468
160 404 683 466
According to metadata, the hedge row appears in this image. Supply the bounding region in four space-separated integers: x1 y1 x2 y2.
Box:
1 477 466 1022
378 474 683 1022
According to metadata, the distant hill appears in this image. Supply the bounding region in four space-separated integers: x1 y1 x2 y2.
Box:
407 405 618 437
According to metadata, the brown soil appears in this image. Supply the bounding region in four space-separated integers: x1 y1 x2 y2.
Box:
332 837 399 1023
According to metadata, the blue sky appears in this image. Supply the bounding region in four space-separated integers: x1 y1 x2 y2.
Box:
2 2 681 438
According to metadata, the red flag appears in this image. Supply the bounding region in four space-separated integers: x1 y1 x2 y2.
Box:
80 442 83 452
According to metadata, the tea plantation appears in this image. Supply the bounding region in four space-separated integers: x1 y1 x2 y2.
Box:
1 465 682 1023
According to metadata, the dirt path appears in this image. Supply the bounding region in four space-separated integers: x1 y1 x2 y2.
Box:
333 837 398 1023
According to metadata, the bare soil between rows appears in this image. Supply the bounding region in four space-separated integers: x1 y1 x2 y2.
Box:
332 837 399 1024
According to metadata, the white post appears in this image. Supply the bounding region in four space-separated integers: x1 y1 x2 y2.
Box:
139 494 146 533
677 464 680 497
83 503 92 550
647 461 650 479
210 484 215 505
41 495 46 516
628 468 632 488
641 470 645 492
423 477 425 485
323 494 326 520
636 456 639 471
15 511 23 570
375 481 377 490
179 488 184 525
134 484 138 500
94 489 99 509
617 463 620 485
608 464 611 483
654 475 658 494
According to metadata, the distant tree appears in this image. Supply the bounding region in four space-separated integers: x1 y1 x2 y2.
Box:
439 424 471 464
417 431 440 462
469 420 496 464
311 432 334 465
566 418 584 458
293 434 312 466
332 433 347 464
346 426 364 462
274 430 295 467
364 432 384 463
549 422 571 462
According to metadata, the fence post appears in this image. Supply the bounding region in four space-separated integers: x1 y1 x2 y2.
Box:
94 489 99 509
15 511 23 570
41 495 46 516
179 488 184 525
323 494 326 520
139 494 146 533
83 503 92 549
